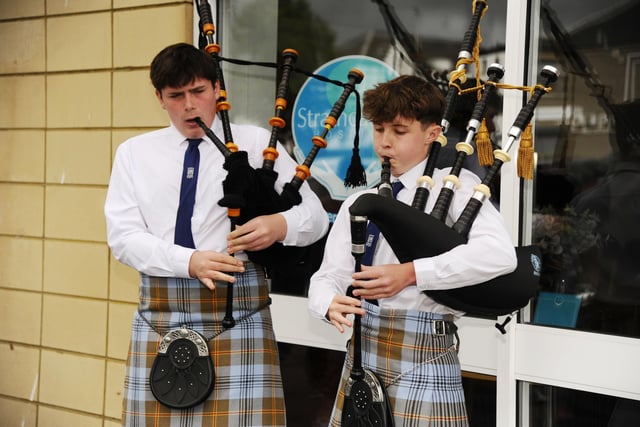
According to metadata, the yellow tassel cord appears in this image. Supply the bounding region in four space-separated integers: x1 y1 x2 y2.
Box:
517 122 535 179
476 118 494 166
449 1 546 179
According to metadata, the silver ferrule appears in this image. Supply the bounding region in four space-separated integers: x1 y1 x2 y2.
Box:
351 243 365 255
378 182 392 197
441 119 451 134
471 190 488 203
457 51 472 62
350 214 367 222
417 181 430 190
443 180 457 191
466 118 481 135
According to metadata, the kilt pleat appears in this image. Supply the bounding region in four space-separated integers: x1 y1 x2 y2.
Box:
330 301 468 427
122 263 286 427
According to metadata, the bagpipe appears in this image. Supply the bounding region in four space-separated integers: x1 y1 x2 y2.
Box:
347 0 559 318
193 0 364 326
349 65 558 317
193 0 364 269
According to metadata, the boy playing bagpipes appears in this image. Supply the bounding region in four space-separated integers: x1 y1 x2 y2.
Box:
308 75 517 426
105 43 328 426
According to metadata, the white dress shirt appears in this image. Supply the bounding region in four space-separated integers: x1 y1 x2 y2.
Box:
105 117 329 278
308 158 517 319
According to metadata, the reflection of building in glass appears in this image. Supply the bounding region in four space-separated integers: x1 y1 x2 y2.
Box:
533 1 640 338
536 2 640 167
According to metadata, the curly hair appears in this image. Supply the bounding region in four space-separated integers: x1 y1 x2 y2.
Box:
362 75 445 127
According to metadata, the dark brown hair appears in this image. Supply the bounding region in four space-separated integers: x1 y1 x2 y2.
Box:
362 75 445 127
149 43 218 91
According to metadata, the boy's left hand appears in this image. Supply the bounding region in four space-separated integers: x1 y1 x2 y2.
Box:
351 262 416 299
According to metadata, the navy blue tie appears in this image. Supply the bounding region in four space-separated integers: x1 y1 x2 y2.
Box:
362 181 403 266
174 138 203 248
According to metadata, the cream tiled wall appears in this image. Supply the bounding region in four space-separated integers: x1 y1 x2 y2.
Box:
0 1 193 425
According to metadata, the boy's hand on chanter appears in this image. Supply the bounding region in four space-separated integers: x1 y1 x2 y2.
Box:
326 294 366 333
188 250 245 290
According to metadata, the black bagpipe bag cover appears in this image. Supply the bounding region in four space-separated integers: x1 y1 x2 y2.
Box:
349 193 541 316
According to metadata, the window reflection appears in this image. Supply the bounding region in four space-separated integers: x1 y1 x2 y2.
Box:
532 0 640 338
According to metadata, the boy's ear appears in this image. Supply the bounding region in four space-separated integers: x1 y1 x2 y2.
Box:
155 89 167 110
425 123 442 143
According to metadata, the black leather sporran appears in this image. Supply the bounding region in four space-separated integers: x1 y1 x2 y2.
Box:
150 327 215 409
342 367 394 426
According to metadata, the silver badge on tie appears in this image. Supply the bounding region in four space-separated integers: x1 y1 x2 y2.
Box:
186 167 195 179
366 234 374 247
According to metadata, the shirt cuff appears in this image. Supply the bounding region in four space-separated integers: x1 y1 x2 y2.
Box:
279 209 299 245
413 257 436 291
171 246 196 278
308 296 331 321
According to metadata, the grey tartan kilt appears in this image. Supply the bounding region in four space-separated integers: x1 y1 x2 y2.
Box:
330 301 469 427
121 263 285 427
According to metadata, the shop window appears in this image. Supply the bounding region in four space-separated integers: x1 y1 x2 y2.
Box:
531 0 640 339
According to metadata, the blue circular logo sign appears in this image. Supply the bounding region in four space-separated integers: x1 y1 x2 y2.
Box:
291 56 398 201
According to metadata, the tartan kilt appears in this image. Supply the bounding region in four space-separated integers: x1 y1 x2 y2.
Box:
330 301 468 427
122 263 286 426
